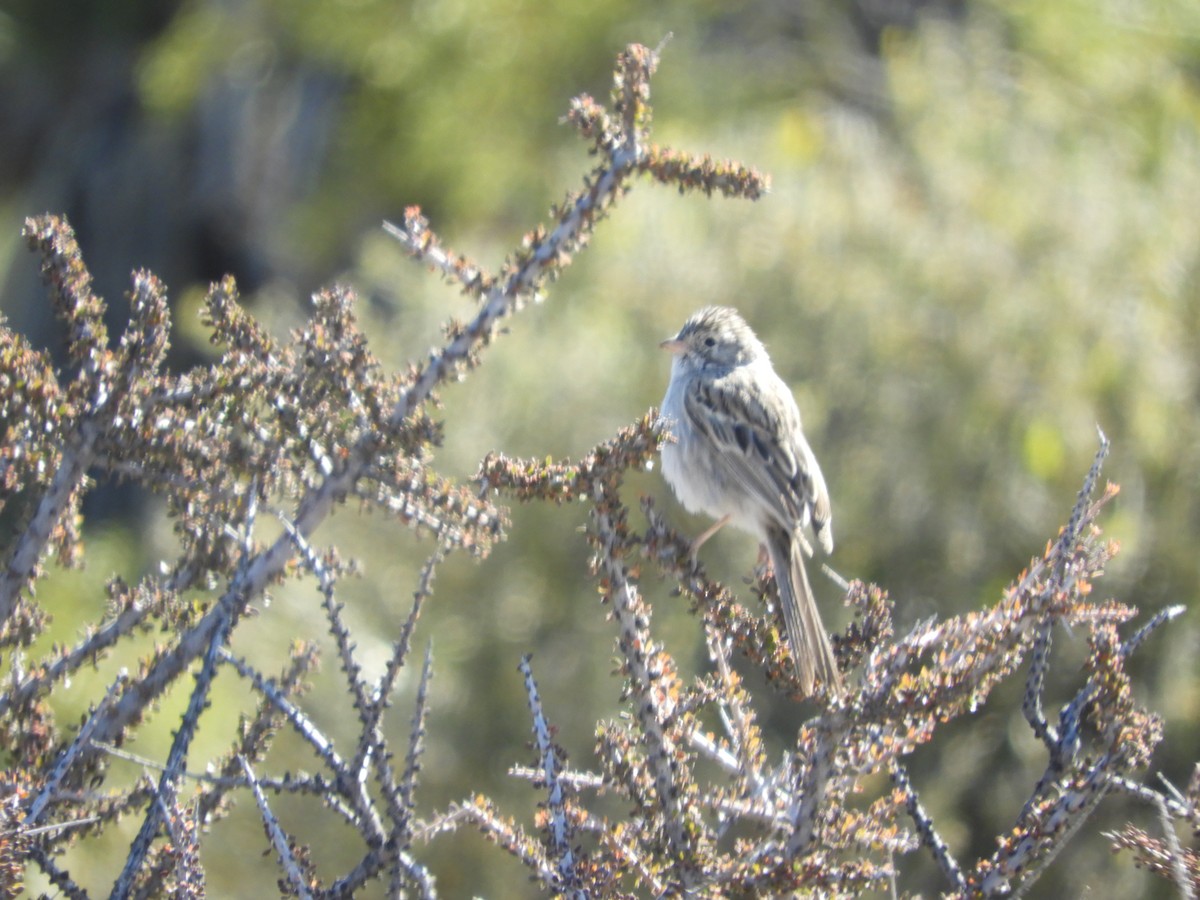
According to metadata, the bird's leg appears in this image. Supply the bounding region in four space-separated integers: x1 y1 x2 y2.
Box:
690 514 731 556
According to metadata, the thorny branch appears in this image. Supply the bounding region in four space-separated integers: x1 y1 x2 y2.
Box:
476 420 1189 897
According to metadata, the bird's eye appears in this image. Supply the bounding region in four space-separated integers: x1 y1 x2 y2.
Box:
703 336 716 348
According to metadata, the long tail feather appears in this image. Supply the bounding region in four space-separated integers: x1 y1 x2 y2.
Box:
766 528 841 697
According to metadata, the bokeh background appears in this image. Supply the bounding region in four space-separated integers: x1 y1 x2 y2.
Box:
2 1 1198 896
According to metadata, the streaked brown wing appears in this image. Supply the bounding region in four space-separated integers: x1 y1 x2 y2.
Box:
683 369 820 534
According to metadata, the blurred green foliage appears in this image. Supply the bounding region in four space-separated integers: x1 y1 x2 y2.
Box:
4 0 1199 896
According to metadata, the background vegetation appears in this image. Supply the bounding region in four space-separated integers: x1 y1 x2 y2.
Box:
1 1 1197 896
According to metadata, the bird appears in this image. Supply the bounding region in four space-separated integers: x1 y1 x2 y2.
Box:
658 305 841 696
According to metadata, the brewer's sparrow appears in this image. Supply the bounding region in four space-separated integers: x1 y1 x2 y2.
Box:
659 306 840 696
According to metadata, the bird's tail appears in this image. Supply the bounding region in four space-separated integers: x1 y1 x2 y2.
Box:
766 528 842 698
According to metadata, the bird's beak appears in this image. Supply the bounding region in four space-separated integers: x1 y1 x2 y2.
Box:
659 337 686 354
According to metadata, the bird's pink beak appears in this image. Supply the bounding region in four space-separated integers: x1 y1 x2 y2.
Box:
659 338 686 354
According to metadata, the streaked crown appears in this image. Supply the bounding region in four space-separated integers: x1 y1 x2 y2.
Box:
671 306 766 369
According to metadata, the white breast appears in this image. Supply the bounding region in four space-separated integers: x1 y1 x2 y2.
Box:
659 362 767 539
